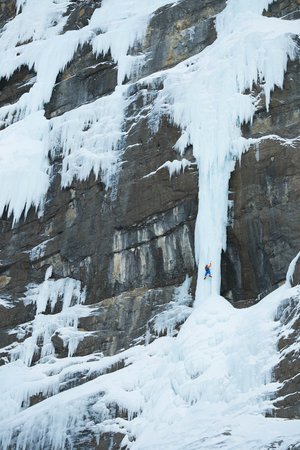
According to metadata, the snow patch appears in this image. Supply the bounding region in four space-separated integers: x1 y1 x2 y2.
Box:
90 0 178 84
28 238 53 261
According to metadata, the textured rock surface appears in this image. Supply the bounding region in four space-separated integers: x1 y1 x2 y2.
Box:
0 0 15 29
222 57 300 304
142 0 222 74
45 45 117 118
273 294 300 419
0 66 36 110
54 286 178 357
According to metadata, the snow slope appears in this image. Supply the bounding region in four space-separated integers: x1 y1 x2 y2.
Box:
0 280 299 449
0 0 300 449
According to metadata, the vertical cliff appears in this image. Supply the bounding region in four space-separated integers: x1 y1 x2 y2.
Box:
0 0 300 448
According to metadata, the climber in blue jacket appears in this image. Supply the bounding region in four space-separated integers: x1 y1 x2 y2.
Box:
204 263 212 279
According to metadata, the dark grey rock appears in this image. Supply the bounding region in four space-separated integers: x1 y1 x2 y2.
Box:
0 0 16 29
265 0 300 20
0 66 36 112
62 1 101 32
222 59 300 304
142 0 226 75
45 45 117 118
77 285 177 356
273 294 300 419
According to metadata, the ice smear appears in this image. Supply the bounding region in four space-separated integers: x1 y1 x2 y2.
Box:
2 0 70 47
286 251 300 287
10 268 87 366
153 276 193 336
249 134 300 148
0 0 177 222
151 1 299 302
143 158 192 179
28 238 53 261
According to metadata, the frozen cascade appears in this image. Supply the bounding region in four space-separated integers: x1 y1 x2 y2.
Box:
0 0 300 449
151 0 300 302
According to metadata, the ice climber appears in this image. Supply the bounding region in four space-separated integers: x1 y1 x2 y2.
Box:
204 263 212 279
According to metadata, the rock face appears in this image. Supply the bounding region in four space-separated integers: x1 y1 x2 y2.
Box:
0 1 15 29
222 59 300 304
273 294 300 420
0 0 300 447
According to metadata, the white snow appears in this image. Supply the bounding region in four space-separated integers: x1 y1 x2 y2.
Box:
28 238 53 261
285 251 300 288
90 0 177 84
249 134 300 148
2 0 70 47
